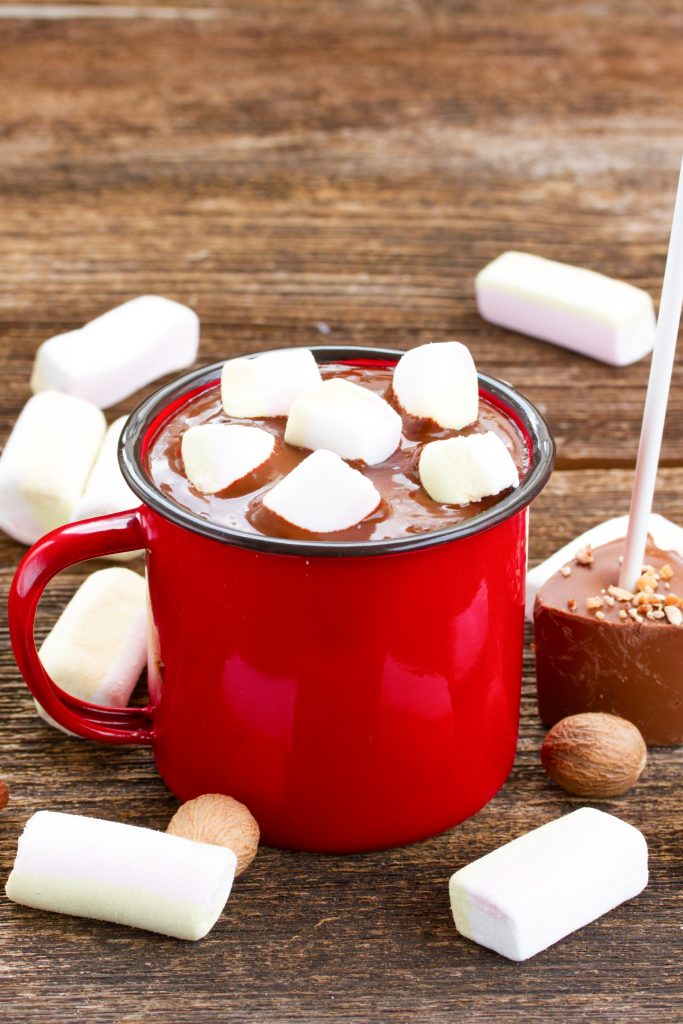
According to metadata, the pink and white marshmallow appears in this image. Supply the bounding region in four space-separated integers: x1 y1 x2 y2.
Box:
475 251 655 366
31 296 199 408
0 390 106 545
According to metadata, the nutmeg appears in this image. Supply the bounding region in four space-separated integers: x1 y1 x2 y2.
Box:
167 793 260 876
0 779 8 812
540 712 647 797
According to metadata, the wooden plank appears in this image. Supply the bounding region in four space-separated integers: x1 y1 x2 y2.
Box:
1 4 683 463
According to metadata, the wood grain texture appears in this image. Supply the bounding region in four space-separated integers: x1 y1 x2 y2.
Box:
1 1 682 1021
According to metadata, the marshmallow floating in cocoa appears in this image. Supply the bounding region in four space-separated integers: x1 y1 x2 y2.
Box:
285 378 402 466
5 811 236 940
419 432 519 505
181 423 276 494
475 251 656 366
31 296 199 409
0 390 106 545
449 808 648 961
263 449 381 533
221 348 322 418
392 341 479 429
36 567 147 735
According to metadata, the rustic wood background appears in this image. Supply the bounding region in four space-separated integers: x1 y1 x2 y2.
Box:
1 1 682 1020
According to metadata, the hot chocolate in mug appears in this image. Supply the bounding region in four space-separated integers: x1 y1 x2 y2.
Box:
9 347 554 852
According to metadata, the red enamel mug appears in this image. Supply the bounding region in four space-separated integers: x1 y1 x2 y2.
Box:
9 347 554 852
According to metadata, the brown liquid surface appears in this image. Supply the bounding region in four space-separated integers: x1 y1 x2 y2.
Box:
147 363 529 542
534 537 683 744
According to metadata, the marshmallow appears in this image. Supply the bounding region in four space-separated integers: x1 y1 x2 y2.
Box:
263 449 381 533
181 423 275 494
37 567 147 733
419 432 519 505
0 391 106 545
71 416 139 522
6 811 236 941
475 251 656 366
31 296 199 408
221 348 322 418
525 512 683 620
449 808 648 961
285 378 402 465
392 342 479 429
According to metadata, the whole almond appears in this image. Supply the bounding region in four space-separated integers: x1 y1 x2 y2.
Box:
540 713 647 797
0 779 8 811
167 793 260 876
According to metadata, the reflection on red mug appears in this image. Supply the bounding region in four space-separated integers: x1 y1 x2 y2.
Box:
9 347 554 852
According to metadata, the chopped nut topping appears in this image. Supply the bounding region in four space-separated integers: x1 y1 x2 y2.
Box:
636 573 658 592
595 611 606 621
659 563 674 581
608 585 634 602
604 595 616 607
633 592 653 607
665 605 683 626
567 598 578 613
586 596 604 611
627 608 643 622
651 609 666 620
664 581 671 590
575 545 594 566
559 565 572 578
665 594 683 608
619 609 628 620
647 592 665 605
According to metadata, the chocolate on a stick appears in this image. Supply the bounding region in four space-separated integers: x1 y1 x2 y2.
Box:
533 159 683 744
534 535 683 745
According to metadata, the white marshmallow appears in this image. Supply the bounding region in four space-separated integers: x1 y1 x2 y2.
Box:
6 811 236 941
0 391 106 545
181 423 275 494
71 416 139 521
263 449 380 533
392 342 479 430
525 512 683 620
450 808 648 962
221 348 322 418
37 567 147 734
31 296 199 408
419 432 519 505
476 251 656 366
285 378 402 465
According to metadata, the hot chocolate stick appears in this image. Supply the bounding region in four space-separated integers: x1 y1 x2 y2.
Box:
620 157 683 591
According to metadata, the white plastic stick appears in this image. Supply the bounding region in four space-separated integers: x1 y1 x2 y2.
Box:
620 157 683 591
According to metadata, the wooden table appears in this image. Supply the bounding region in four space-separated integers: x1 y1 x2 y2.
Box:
1 2 682 1020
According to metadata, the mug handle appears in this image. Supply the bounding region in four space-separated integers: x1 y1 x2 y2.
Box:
8 508 154 745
